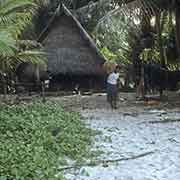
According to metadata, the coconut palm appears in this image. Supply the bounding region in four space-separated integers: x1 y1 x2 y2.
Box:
0 0 48 73
93 0 180 65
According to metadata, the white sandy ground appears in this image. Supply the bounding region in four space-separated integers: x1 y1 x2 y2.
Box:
63 108 180 180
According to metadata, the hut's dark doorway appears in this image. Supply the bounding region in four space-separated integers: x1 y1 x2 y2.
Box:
49 74 105 92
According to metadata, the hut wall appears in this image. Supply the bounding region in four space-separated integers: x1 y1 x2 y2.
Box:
43 15 104 76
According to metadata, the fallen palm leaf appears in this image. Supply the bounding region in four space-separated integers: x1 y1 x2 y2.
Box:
58 151 155 171
148 118 180 124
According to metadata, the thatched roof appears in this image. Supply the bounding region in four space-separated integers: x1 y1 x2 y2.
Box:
38 4 106 76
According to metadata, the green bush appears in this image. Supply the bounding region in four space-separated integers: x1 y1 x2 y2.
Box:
0 102 94 180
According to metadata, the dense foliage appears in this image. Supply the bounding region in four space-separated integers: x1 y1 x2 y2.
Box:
0 102 95 179
0 0 48 74
1 0 179 71
75 0 180 69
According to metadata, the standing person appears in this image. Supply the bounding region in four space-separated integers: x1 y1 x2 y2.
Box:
106 65 120 109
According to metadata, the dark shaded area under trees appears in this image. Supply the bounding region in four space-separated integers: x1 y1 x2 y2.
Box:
1 0 180 95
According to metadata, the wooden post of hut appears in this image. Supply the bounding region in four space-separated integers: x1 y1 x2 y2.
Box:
136 65 145 99
89 77 93 94
15 76 20 102
1 62 7 101
2 74 7 102
41 81 46 103
35 64 40 92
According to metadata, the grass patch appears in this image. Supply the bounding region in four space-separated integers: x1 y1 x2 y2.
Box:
0 102 96 180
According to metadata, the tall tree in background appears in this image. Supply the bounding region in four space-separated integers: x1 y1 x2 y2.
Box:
32 0 180 68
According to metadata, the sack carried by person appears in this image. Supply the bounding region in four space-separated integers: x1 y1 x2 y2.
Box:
103 61 117 74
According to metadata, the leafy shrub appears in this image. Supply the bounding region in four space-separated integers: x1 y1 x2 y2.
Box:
0 102 94 180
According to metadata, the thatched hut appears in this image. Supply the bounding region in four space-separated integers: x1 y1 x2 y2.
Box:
38 4 106 91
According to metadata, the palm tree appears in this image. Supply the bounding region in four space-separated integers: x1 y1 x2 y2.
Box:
0 0 47 74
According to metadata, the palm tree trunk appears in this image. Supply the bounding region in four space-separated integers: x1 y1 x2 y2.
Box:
155 11 165 67
175 7 180 59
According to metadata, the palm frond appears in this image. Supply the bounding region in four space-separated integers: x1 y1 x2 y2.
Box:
0 31 16 58
0 0 36 15
0 0 48 73
33 0 50 9
0 0 37 27
16 50 47 65
18 40 42 49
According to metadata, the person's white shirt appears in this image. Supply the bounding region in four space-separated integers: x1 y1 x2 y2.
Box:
107 72 119 85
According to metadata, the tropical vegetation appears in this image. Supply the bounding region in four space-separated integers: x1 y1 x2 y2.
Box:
1 0 180 179
0 102 95 179
1 0 180 73
57 0 180 69
0 0 47 75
